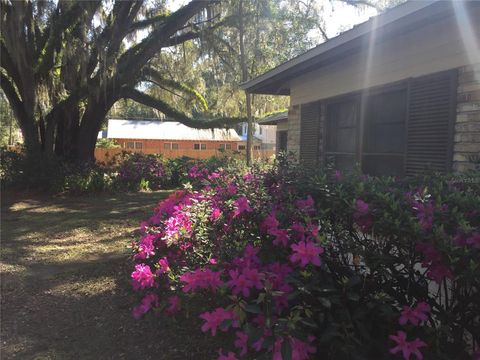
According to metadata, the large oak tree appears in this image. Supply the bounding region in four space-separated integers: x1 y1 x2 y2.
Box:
1 0 238 163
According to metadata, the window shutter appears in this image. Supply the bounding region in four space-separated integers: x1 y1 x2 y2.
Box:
300 102 320 166
406 70 457 175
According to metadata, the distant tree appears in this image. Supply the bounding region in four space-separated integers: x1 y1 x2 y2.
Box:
1 0 238 164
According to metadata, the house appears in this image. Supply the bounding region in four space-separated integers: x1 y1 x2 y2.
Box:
241 1 480 175
98 119 241 160
257 111 289 153
237 121 277 151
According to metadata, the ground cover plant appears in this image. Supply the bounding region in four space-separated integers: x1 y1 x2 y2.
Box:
131 159 480 360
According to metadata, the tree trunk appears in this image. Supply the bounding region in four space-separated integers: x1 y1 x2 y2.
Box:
238 0 253 165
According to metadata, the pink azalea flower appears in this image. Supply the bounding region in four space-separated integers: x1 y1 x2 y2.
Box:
234 331 248 356
134 234 156 260
166 295 180 315
271 336 284 360
466 232 480 248
413 201 434 232
427 263 454 284
389 331 427 360
242 267 264 290
156 257 170 275
272 229 289 247
261 211 279 234
243 244 261 265
353 199 373 232
217 349 238 360
208 172 221 180
200 308 237 336
290 336 317 360
227 269 254 297
233 196 252 218
227 183 237 195
131 264 155 290
132 293 159 319
252 337 264 352
180 268 223 293
295 195 315 214
243 173 254 182
290 241 324 267
334 170 343 181
399 302 430 326
210 207 222 222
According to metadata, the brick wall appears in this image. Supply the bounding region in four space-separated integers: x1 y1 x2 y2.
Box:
454 64 480 172
287 105 301 158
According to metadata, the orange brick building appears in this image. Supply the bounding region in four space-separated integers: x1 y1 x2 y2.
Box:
96 119 246 161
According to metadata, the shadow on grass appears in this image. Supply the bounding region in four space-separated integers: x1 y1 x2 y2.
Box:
1 190 226 359
1 256 223 359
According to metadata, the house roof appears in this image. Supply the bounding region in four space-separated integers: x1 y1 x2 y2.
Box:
240 0 452 95
257 111 288 125
106 119 241 141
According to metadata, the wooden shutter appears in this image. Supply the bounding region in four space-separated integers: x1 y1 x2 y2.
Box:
300 102 320 166
406 70 457 175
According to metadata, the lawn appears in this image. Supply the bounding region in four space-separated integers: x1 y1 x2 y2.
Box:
1 190 223 359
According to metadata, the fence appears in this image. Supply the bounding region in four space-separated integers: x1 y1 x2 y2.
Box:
94 148 275 163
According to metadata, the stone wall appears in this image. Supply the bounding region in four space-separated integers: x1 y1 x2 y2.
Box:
287 105 301 158
454 64 480 172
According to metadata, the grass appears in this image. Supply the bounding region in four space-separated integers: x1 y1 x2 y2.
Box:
1 190 226 359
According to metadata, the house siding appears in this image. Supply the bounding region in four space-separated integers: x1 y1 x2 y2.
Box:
453 63 480 172
289 6 480 106
287 105 301 157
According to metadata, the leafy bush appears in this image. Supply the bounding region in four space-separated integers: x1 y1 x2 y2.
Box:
130 160 480 360
96 138 121 148
116 152 165 191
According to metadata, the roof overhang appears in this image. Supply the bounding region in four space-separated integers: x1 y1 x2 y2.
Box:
240 1 454 95
257 111 288 125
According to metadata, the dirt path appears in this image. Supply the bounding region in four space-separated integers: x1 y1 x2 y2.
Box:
1 191 222 360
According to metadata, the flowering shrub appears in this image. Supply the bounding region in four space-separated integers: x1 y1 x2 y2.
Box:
130 161 478 359
117 152 165 191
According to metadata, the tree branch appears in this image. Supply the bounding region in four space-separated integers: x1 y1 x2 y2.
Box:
142 67 208 111
118 1 214 81
121 88 245 129
0 73 27 127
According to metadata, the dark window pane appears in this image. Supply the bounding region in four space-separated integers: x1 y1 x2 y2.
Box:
326 99 357 153
364 89 406 154
226 144 232 150
172 143 179 150
364 123 405 153
194 144 200 150
279 131 288 152
362 155 404 177
164 143 171 149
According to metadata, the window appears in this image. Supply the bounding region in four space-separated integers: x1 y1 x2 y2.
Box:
259 127 263 135
219 144 232 150
325 99 357 171
254 145 261 150
306 71 456 176
164 143 171 150
278 131 288 152
325 88 407 176
135 142 143 149
194 143 206 150
362 89 407 176
171 143 179 150
126 142 135 149
238 144 246 150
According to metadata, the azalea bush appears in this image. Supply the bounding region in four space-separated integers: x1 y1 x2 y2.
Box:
116 152 166 191
130 160 479 360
